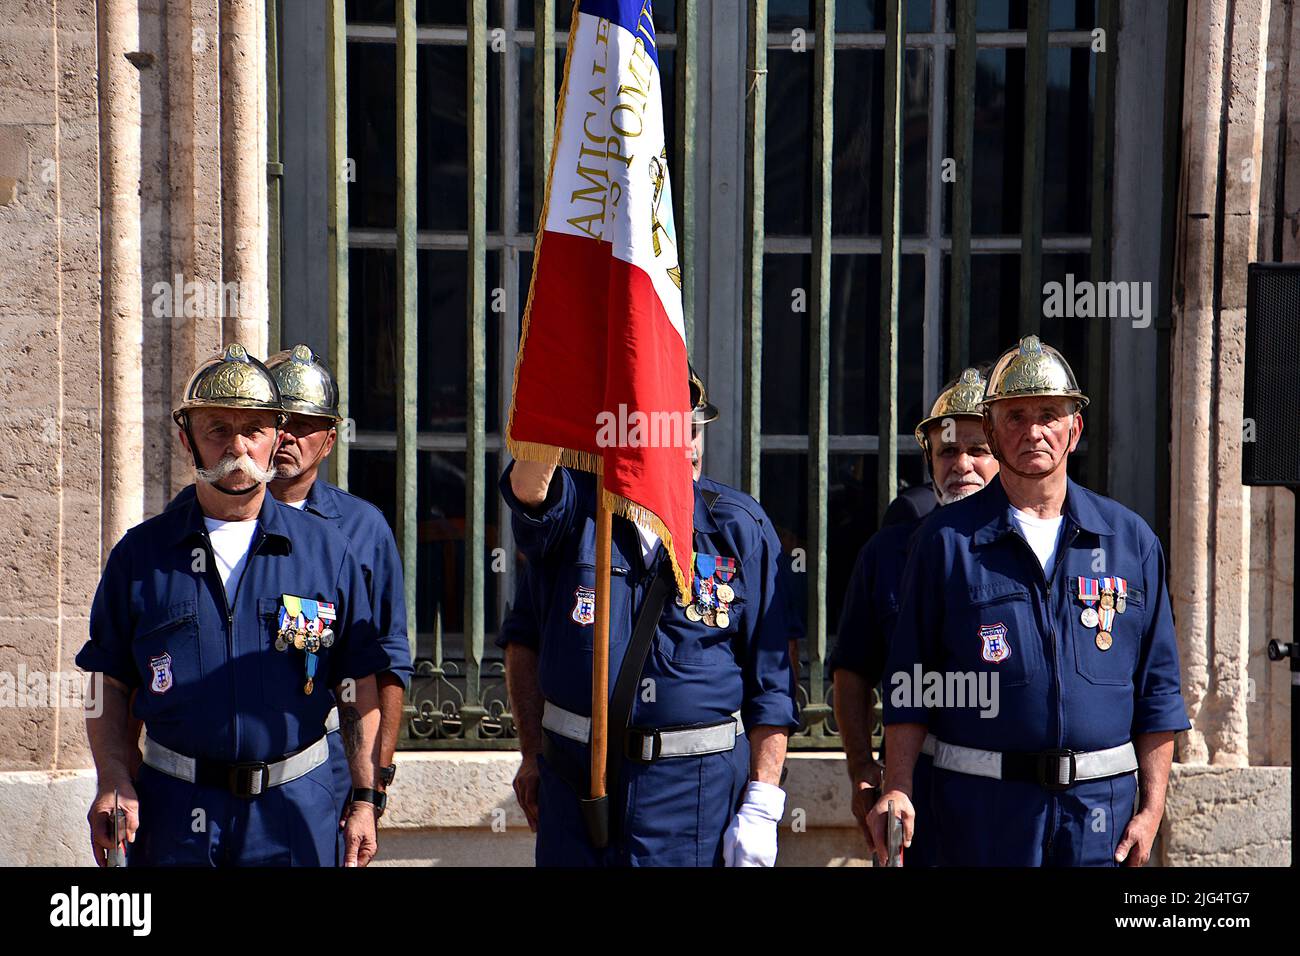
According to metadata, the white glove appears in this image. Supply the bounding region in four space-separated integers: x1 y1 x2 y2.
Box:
722 781 786 867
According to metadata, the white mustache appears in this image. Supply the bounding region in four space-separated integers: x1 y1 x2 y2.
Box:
197 452 276 486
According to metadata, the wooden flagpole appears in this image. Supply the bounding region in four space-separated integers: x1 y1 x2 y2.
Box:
591 487 613 802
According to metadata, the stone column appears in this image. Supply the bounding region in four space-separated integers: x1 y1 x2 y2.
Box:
1170 0 1271 767
166 0 225 493
99 0 146 552
219 0 269 355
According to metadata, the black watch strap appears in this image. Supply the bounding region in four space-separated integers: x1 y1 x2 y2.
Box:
349 787 387 817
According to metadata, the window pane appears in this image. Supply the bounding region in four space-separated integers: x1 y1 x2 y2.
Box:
946 0 1098 31
418 250 500 431
417 449 467 650
417 0 465 26
765 50 812 235
1043 45 1093 235
1038 253 1092 381
832 48 928 236
347 0 394 24
348 247 399 432
761 254 811 434
943 252 1019 365
760 452 807 555
348 41 397 230
417 45 470 231
518 46 568 233
829 253 927 434
966 48 1023 235
768 0 933 32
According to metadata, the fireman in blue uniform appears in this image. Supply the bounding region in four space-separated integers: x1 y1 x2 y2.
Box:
500 367 798 866
829 367 999 865
871 336 1190 867
79 345 394 866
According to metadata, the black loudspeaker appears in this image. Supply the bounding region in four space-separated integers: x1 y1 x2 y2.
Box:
1242 262 1300 487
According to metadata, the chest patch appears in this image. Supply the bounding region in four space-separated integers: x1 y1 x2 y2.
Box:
979 623 1012 664
571 586 595 626
148 652 174 694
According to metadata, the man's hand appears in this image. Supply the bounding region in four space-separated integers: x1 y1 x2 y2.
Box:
864 788 913 866
722 781 785 866
849 761 883 842
87 781 139 867
513 752 541 832
341 801 379 867
1115 808 1160 867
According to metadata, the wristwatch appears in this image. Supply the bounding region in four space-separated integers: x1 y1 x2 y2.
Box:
379 764 397 788
349 787 388 818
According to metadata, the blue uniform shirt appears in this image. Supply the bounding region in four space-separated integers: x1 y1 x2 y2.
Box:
77 491 396 763
499 464 797 731
827 519 920 684
883 474 1190 753
169 480 412 687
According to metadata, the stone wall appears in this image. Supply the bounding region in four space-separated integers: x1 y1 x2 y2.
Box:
0 0 102 774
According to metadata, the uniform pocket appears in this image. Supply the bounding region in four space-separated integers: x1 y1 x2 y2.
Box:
945 585 1041 689
258 597 337 702
1071 589 1144 686
554 561 631 652
131 601 200 711
657 569 746 666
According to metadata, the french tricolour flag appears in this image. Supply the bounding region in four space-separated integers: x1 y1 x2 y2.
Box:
507 0 694 600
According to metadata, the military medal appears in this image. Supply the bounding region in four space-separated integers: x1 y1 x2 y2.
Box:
714 557 737 607
1115 577 1127 614
1096 605 1116 651
715 610 730 629
1077 577 1100 628
703 608 717 627
686 605 703 622
1100 577 1116 610
276 595 337 694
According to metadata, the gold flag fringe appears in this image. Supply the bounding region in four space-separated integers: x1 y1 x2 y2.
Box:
506 436 695 605
601 489 693 604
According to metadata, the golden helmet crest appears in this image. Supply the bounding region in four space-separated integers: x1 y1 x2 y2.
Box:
172 344 284 425
981 335 1089 409
265 344 341 421
914 367 988 448
689 362 719 426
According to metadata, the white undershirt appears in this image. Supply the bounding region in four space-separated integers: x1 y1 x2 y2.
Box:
203 517 259 597
285 499 308 510
635 523 662 569
1010 508 1065 579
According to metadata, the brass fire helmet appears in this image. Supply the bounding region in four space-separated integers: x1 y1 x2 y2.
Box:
980 335 1089 412
265 344 342 422
689 363 719 426
913 366 988 451
172 344 286 471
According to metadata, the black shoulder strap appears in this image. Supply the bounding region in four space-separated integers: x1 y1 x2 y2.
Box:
603 559 674 838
